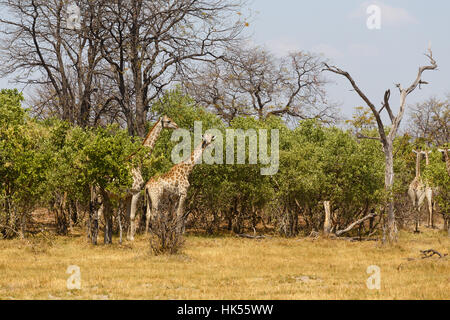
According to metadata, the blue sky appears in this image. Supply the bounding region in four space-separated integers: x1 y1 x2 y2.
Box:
248 0 450 120
1 0 448 121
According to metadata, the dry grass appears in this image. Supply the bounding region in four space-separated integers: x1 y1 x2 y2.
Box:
0 229 448 300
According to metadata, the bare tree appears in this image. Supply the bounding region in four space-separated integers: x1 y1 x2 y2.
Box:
324 48 437 243
183 45 337 123
408 97 449 147
0 0 113 127
94 0 247 136
0 0 247 135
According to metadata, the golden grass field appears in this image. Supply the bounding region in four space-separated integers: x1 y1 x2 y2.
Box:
0 228 448 300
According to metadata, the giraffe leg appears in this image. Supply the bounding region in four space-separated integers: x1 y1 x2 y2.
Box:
145 194 151 234
125 194 132 240
96 203 104 243
176 194 187 233
146 202 158 235
128 192 140 241
408 187 416 217
146 190 158 234
409 189 419 232
416 191 426 231
91 203 101 245
425 188 433 228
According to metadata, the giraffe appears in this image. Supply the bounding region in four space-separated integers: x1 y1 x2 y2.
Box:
421 150 434 228
408 150 426 233
144 134 216 233
125 115 178 241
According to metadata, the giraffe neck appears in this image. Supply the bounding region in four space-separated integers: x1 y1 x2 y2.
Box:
181 142 206 176
415 152 421 178
424 153 430 166
142 119 163 154
445 149 450 175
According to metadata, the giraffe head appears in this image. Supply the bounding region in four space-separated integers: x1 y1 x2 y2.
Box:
438 148 449 161
141 116 179 151
161 115 178 130
201 133 216 149
189 133 216 165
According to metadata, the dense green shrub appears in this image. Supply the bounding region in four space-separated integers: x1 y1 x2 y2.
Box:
2 87 445 241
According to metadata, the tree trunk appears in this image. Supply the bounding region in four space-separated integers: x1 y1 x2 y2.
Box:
135 92 147 137
384 142 397 243
118 206 123 245
102 191 113 245
447 217 450 237
323 201 332 236
19 212 27 239
369 210 375 231
89 186 99 245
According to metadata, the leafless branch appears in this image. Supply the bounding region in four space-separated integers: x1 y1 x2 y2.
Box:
335 212 377 237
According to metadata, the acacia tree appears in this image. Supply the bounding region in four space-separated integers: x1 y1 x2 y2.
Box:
324 48 437 243
183 45 337 124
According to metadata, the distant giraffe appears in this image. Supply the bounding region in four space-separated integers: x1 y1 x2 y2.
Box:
408 150 426 233
144 134 216 233
126 116 178 241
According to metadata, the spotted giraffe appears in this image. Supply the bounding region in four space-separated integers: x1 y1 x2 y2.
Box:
144 134 216 233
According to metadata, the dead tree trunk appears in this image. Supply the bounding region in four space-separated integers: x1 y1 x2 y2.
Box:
323 201 332 236
324 47 437 243
89 186 100 245
448 218 450 237
101 189 113 245
118 205 123 245
335 212 377 237
384 142 397 242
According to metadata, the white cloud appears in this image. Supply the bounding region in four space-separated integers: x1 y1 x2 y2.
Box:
349 1 418 27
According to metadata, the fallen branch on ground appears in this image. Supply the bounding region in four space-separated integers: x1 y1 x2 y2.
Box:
335 213 377 237
236 233 266 240
397 249 448 271
421 249 446 259
331 237 379 242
